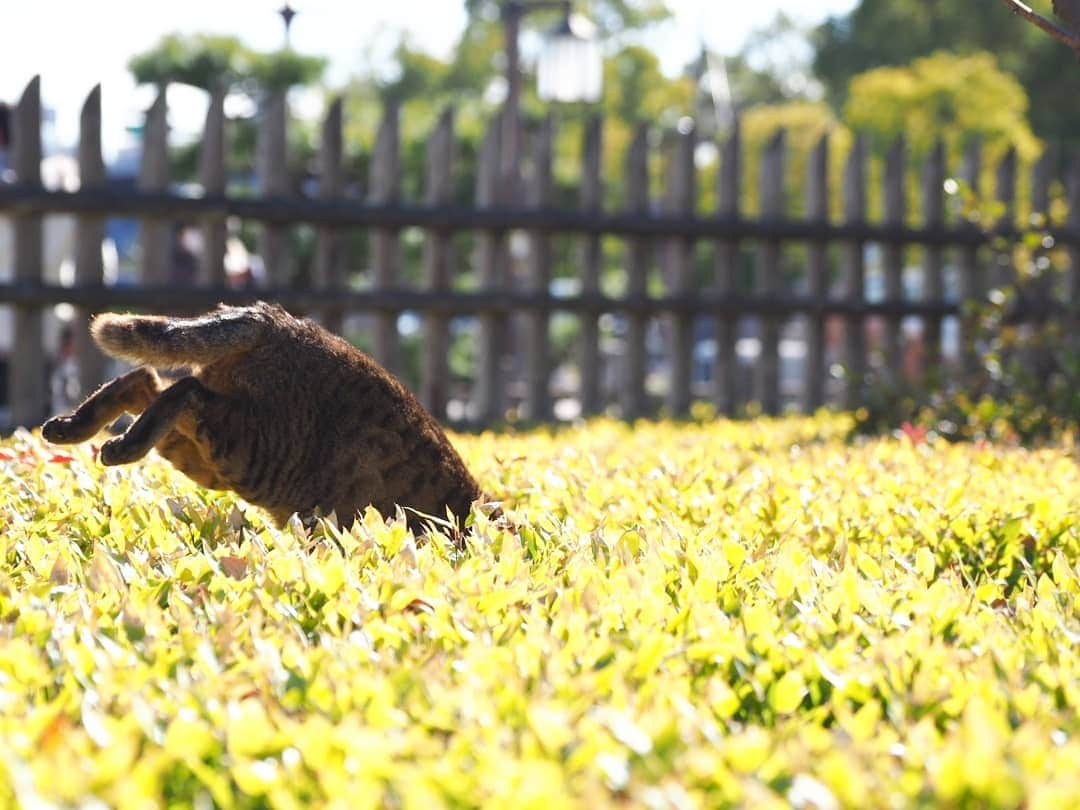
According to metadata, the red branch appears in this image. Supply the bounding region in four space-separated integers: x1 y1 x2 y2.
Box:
998 0 1080 52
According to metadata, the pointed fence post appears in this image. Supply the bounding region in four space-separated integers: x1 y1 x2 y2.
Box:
841 133 867 409
804 134 829 411
882 136 907 383
957 138 983 376
198 88 227 287
75 85 107 399
714 123 742 416
421 107 456 418
921 141 946 376
622 125 650 420
474 116 505 424
524 113 554 422
315 97 345 334
664 125 696 416
577 115 603 418
138 88 169 286
370 103 401 374
11 77 46 428
257 89 289 287
754 129 784 415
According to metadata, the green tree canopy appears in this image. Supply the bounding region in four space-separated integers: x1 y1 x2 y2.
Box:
128 34 248 91
812 0 1080 145
843 51 1041 164
128 33 327 93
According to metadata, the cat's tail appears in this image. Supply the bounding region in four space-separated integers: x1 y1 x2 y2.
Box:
91 306 272 368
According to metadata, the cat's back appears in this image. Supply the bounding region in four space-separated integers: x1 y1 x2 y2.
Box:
198 303 356 395
199 303 460 464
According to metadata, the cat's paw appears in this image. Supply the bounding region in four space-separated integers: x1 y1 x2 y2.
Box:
99 437 139 466
41 416 77 443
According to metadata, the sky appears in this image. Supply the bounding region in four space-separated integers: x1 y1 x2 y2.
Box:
3 0 858 159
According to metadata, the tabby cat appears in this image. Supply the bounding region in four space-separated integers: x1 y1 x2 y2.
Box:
41 302 486 533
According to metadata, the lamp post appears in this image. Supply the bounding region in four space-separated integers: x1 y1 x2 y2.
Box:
500 1 602 199
278 3 297 48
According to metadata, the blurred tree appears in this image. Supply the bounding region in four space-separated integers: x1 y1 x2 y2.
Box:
812 0 1080 145
844 51 1041 164
739 101 852 218
128 34 248 91
726 13 821 109
721 54 788 109
128 34 328 181
604 44 695 204
463 0 671 37
378 42 454 106
608 44 691 124
129 33 327 93
245 49 328 93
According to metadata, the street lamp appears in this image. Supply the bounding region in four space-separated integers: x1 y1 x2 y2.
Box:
537 9 603 103
501 1 602 198
502 1 603 112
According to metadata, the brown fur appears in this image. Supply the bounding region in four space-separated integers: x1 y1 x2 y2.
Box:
42 302 486 534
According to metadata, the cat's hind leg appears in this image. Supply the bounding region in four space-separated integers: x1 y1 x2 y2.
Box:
99 376 214 466
156 431 229 490
42 366 164 444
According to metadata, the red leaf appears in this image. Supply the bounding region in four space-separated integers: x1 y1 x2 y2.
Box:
900 421 928 445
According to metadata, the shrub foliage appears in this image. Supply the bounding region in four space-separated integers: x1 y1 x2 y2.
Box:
0 416 1077 808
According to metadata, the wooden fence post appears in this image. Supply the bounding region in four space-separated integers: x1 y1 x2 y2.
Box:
578 115 603 417
421 107 455 418
1031 147 1053 216
11 76 46 427
921 141 946 376
882 135 907 382
74 84 107 399
1026 148 1054 308
138 89 169 286
664 125 695 416
714 123 742 416
1068 154 1080 317
524 113 554 422
198 88 227 287
474 116 505 424
622 125 650 420
370 103 401 374
315 97 345 334
258 89 289 287
841 132 867 408
957 138 982 376
754 129 784 415
804 133 829 411
994 147 1017 291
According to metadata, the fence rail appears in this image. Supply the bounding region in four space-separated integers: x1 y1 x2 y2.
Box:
0 283 977 317
1 75 1077 431
2 185 1076 245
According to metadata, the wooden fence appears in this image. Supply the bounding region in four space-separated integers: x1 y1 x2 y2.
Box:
1 75 1077 431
